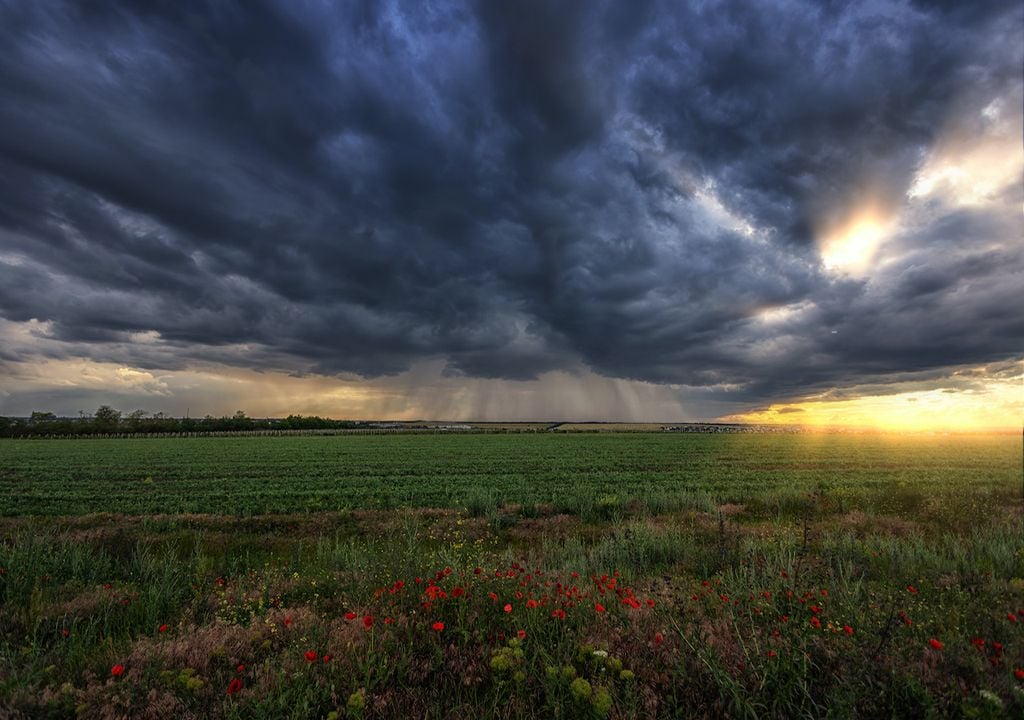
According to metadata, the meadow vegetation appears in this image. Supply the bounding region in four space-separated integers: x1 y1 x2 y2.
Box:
0 433 1021 718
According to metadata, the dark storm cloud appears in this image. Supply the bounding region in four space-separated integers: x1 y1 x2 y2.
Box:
0 0 1020 406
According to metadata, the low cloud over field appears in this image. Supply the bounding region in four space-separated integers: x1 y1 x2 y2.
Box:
0 1 1021 424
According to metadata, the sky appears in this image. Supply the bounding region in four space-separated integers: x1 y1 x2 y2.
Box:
0 0 1021 430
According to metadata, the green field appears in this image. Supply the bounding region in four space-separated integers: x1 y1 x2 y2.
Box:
0 433 1022 718
1 433 1018 516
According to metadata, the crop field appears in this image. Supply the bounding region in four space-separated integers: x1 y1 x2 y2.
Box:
0 433 1022 718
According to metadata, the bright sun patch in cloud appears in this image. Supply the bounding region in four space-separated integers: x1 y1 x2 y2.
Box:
818 209 891 275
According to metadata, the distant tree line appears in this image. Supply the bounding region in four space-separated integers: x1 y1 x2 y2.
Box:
0 407 369 438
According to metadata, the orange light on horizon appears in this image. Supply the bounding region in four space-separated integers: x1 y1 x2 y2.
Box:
725 381 1022 433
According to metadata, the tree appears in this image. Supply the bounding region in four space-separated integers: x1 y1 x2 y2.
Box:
29 411 57 425
125 410 147 429
93 405 122 432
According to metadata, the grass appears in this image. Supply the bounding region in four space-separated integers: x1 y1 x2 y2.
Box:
0 432 1021 718
0 433 1018 516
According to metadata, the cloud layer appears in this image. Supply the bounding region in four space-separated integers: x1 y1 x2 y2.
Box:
0 0 1021 417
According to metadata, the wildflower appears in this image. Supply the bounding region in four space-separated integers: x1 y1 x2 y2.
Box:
384 617 394 625
504 603 512 614
432 621 445 632
654 632 663 646
111 664 125 677
61 628 69 638
322 655 332 663
517 629 527 640
158 624 168 633
595 603 605 613
810 617 822 629
907 585 918 594
1008 612 1018 624
347 690 366 714
569 677 592 702
344 612 357 621
928 638 943 651
1015 668 1024 680
489 592 498 602
768 650 777 657
304 650 318 662
363 615 374 629
551 609 566 620
843 625 854 635
226 678 243 696
236 664 245 673
284 616 293 627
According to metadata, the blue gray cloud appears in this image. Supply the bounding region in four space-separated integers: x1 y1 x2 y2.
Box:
0 0 1020 413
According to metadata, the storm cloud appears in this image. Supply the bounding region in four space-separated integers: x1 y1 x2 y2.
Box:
0 0 1021 416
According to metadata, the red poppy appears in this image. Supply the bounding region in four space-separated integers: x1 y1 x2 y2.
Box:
1008 612 1018 624
504 603 512 613
843 625 854 635
284 616 293 627
654 632 663 645
322 655 332 663
595 603 605 613
236 664 245 673
489 592 498 602
768 650 777 658
111 664 125 677
158 624 168 633
363 615 374 629
517 630 527 639
551 609 566 620
227 678 243 696
809 617 822 629
907 585 918 594
304 650 318 662
61 628 70 638
928 638 942 651
432 621 445 632
1015 668 1024 680
344 612 357 621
